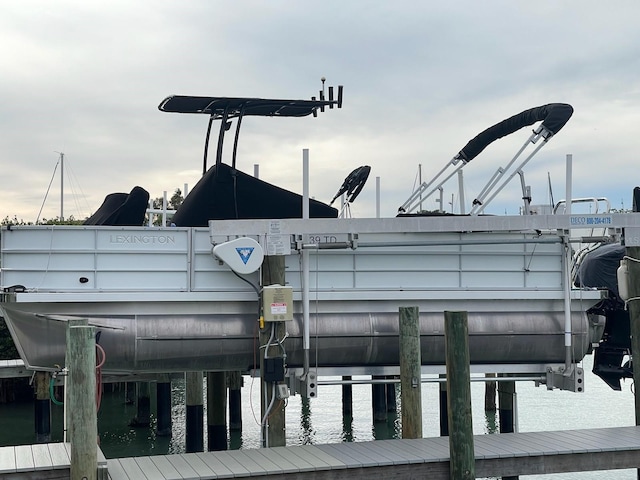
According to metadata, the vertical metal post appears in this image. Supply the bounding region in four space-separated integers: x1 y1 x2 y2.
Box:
60 152 64 221
302 149 310 375
376 176 381 218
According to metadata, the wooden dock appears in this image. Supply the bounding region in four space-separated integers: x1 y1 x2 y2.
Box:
2 426 640 479
105 426 640 479
0 442 108 479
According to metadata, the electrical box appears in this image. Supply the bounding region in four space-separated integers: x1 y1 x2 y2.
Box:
263 357 285 382
262 284 294 322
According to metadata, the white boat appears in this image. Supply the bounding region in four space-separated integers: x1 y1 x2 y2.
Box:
2 89 636 391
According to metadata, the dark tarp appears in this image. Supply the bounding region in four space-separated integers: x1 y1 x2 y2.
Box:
172 163 338 227
456 103 574 163
575 243 625 297
84 186 150 226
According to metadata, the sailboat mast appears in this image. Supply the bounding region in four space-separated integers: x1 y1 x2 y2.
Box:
60 152 64 221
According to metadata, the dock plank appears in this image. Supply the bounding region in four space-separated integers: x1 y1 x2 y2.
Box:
193 452 234 479
134 456 168 479
31 443 53 471
0 446 17 474
165 453 200 480
180 453 217 478
14 445 34 472
148 455 183 480
48 443 70 469
119 456 150 480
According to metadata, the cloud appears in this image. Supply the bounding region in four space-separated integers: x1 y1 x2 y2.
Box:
1 1 640 221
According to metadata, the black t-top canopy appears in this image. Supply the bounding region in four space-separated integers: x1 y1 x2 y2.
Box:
158 96 339 119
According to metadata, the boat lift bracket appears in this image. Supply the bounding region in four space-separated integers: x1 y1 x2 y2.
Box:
542 364 584 392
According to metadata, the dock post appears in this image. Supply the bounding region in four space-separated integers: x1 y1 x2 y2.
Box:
485 373 497 412
371 376 387 422
156 378 172 437
207 371 227 451
386 377 397 412
34 371 52 443
498 375 518 480
260 255 286 447
444 311 475 480
342 375 353 417
228 371 243 432
399 306 422 439
67 322 97 480
129 382 151 427
624 200 640 480
185 371 204 453
439 374 449 436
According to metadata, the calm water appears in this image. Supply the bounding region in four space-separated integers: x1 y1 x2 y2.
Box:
0 354 636 479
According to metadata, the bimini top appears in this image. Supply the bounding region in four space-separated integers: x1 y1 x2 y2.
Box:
158 93 342 119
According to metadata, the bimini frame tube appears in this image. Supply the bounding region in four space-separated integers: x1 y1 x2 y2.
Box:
400 103 573 214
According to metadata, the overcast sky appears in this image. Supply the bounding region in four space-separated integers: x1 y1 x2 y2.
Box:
2 1 639 222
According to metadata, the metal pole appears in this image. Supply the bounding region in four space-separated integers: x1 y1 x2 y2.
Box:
376 176 381 218
302 149 310 375
60 152 64 221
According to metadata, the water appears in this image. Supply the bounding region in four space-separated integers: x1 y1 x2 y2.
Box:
0 355 636 479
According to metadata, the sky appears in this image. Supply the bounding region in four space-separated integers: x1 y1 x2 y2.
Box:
1 1 639 222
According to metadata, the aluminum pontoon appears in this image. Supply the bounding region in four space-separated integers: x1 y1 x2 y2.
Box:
1 89 637 392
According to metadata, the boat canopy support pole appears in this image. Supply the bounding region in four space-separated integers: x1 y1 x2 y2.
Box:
471 126 551 215
215 107 231 168
231 107 246 169
203 116 214 176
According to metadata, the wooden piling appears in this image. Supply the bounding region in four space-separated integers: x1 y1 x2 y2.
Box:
444 310 475 480
185 371 204 453
399 305 422 439
625 244 640 480
67 323 97 480
260 255 286 447
439 374 449 436
371 376 387 422
129 382 151 427
342 376 353 417
156 379 172 437
34 371 51 443
207 371 227 451
228 371 243 431
498 376 518 480
485 373 497 412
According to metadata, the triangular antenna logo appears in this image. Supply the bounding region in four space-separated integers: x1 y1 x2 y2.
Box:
236 247 254 265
